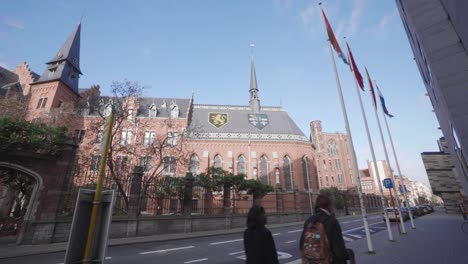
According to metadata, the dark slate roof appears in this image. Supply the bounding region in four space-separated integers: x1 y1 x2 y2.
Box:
83 96 191 119
186 104 309 142
36 23 81 94
0 66 21 96
137 97 191 118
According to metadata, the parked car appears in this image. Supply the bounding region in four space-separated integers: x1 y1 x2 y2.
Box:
410 206 423 216
383 207 408 222
424 204 434 213
418 205 429 215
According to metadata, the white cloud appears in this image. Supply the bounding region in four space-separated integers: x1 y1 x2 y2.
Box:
378 10 398 32
4 18 25 30
345 0 367 37
300 2 320 35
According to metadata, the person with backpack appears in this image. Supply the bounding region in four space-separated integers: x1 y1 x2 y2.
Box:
243 205 279 264
299 194 355 264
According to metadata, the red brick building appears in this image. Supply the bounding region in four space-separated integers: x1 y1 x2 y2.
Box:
10 23 319 196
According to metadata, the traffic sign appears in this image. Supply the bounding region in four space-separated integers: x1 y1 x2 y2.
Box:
383 178 393 189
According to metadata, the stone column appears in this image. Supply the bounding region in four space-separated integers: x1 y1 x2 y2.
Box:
183 173 194 216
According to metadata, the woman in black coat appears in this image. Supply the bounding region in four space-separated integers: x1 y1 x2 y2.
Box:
243 205 279 264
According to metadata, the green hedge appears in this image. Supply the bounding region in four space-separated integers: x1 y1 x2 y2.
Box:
0 117 67 156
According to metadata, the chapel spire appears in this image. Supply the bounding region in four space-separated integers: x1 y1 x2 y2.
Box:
249 43 260 113
36 22 82 93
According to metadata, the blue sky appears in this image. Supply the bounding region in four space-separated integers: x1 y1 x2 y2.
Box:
1 0 441 186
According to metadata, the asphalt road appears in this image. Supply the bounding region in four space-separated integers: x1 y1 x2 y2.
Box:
0 214 397 264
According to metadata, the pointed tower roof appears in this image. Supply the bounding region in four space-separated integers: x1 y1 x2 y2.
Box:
48 23 82 73
250 59 258 91
249 55 261 113
36 23 82 94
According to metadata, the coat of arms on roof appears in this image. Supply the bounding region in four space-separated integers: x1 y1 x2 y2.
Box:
248 113 269 129
209 113 228 128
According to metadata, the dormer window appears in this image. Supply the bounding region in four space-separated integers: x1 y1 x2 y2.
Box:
127 108 133 120
170 102 179 118
148 104 157 117
103 103 112 117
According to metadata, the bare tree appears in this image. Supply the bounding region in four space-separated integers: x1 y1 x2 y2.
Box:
74 80 192 212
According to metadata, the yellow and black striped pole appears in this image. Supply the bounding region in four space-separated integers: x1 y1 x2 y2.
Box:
83 110 114 264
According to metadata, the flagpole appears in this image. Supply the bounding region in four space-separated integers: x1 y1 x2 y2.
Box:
325 42 374 253
373 82 407 233
351 71 394 242
382 109 416 228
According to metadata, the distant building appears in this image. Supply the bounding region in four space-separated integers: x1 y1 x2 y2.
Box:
367 160 393 196
359 168 378 195
396 0 468 195
422 137 463 213
310 121 357 191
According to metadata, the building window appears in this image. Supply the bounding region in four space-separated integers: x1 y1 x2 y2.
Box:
141 156 151 172
348 159 351 169
350 174 354 184
214 154 222 169
120 130 132 145
148 104 157 117
74 129 86 143
329 160 332 171
338 174 344 184
144 131 156 146
90 155 101 171
163 157 176 176
167 132 178 147
335 159 341 170
96 130 103 144
302 156 309 191
283 156 293 191
189 154 199 175
116 156 128 172
260 155 268 185
323 160 326 170
328 140 338 155
57 100 63 108
36 97 48 109
237 155 246 175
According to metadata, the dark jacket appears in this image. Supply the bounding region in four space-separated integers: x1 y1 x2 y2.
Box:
299 210 349 264
243 226 279 264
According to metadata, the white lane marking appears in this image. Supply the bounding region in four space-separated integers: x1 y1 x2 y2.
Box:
228 251 244 255
347 234 362 239
105 257 112 260
184 258 208 263
342 221 382 233
287 229 303 233
277 251 293 259
56 263 64 264
272 233 280 236
373 226 386 229
341 221 351 224
352 219 360 222
139 246 195 255
210 239 243 245
285 240 296 243
343 236 353 242
368 229 375 232
285 258 302 264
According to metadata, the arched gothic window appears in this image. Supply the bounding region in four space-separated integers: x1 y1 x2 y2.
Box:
283 156 293 191
328 140 338 155
260 155 269 185
214 154 222 169
189 154 199 175
302 156 310 191
237 155 246 175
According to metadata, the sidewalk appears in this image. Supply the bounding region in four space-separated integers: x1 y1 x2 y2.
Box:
347 212 468 264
